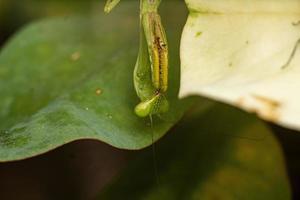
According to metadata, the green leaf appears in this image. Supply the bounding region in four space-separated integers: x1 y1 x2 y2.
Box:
97 102 291 200
0 1 191 162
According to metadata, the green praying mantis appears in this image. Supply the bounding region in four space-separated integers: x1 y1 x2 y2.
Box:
105 0 169 118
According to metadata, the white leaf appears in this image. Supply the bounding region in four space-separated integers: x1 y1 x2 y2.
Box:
180 0 300 130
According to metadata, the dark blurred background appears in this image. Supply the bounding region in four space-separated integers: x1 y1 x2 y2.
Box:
0 1 300 200
0 1 133 200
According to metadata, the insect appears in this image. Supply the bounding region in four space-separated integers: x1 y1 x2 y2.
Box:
134 10 169 118
105 0 169 117
104 1 167 186
150 14 168 93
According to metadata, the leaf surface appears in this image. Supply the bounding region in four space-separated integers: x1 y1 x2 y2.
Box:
0 2 190 162
180 0 300 130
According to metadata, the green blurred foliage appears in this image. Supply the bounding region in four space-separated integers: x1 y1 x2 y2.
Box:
98 102 291 200
0 0 97 45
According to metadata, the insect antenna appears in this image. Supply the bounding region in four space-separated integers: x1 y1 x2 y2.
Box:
149 114 161 187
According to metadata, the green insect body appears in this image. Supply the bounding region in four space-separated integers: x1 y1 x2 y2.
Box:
155 36 168 92
134 9 169 117
135 93 168 118
151 35 168 93
153 15 168 93
105 0 169 117
145 12 168 94
151 42 161 90
134 11 169 117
